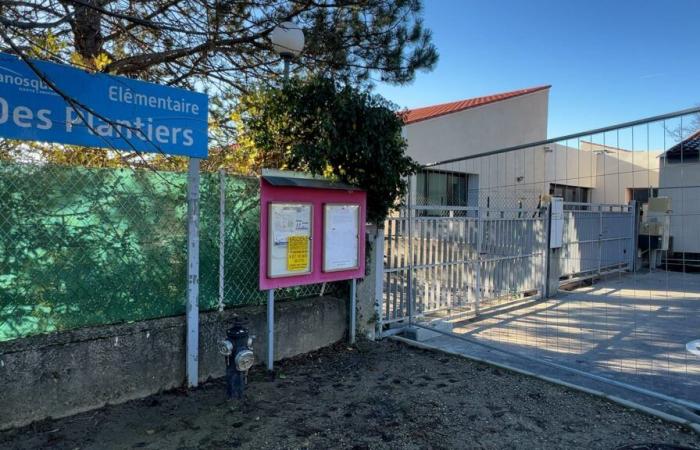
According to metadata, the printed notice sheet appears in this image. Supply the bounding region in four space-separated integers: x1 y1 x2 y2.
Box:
268 203 312 277
287 235 310 271
323 204 360 272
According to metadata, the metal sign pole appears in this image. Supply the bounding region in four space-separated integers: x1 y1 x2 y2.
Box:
267 289 275 372
186 157 201 387
349 278 357 344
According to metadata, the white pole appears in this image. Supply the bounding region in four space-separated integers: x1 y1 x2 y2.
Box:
476 208 483 316
267 289 275 372
218 169 225 312
374 227 385 339
407 175 414 325
629 200 637 272
186 158 201 387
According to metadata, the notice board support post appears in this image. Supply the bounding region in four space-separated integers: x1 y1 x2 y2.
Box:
349 278 357 344
267 289 275 372
186 157 201 388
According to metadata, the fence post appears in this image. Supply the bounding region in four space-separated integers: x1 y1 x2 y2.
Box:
598 205 603 276
218 169 225 312
542 202 551 298
186 157 201 388
374 227 385 338
407 175 415 325
475 208 482 315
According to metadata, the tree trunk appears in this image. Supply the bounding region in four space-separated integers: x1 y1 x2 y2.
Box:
65 0 104 60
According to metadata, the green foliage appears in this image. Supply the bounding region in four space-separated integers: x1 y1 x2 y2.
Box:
2 1 438 148
234 77 419 224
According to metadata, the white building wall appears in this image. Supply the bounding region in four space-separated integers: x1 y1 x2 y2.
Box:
544 143 597 189
432 143 595 208
658 162 700 254
581 142 661 204
404 89 549 166
403 88 667 212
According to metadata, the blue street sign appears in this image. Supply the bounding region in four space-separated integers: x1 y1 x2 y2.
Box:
0 53 208 158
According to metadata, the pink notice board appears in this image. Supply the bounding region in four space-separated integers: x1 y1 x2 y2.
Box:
259 176 367 290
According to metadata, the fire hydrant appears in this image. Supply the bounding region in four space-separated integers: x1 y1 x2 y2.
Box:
218 317 255 399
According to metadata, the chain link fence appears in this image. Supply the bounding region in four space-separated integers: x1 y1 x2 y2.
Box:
0 158 335 342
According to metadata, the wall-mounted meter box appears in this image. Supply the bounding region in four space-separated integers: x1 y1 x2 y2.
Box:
549 197 564 249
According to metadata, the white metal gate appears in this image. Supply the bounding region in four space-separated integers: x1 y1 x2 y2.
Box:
381 201 638 327
556 202 636 285
381 205 548 326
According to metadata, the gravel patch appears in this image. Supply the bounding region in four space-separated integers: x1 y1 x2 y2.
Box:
1 339 698 449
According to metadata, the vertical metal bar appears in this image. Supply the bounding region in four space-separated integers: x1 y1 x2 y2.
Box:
349 278 357 344
629 200 637 272
374 228 385 338
475 208 483 315
398 218 404 317
282 58 290 81
387 219 394 319
598 207 603 276
186 158 201 388
407 175 414 324
267 289 275 372
543 202 551 298
218 169 225 312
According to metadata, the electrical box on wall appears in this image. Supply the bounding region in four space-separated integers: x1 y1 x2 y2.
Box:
550 197 564 249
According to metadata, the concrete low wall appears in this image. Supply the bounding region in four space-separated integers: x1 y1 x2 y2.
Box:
0 296 347 430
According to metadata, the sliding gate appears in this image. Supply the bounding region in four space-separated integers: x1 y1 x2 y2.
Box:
382 205 548 325
381 201 636 326
556 202 636 284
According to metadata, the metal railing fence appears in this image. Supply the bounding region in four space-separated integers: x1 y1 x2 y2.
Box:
381 106 700 416
382 204 547 324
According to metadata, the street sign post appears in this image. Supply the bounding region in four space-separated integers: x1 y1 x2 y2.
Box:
0 53 208 388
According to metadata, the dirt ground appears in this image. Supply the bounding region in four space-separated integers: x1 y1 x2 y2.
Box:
1 340 699 450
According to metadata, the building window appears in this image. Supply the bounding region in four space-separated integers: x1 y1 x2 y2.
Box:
416 169 468 208
628 188 658 204
549 183 590 203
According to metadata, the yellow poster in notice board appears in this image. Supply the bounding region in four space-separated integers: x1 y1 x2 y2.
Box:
287 235 310 271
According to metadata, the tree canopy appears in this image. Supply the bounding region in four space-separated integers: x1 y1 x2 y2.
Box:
0 0 437 145
234 76 418 223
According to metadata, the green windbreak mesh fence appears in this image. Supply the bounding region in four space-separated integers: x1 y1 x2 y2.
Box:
0 162 332 342
0 162 188 341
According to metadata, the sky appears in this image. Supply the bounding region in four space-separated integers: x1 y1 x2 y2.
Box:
375 0 700 139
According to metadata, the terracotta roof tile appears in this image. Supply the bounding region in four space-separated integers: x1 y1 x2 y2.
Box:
402 85 551 125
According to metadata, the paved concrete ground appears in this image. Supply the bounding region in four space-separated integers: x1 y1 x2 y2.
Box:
422 270 700 421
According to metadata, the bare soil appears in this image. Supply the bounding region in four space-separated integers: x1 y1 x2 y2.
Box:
1 340 698 450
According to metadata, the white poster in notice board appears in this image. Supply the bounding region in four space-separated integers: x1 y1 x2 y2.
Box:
323 204 360 272
268 203 313 278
